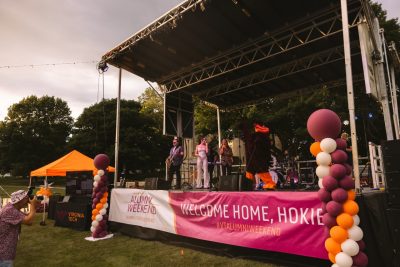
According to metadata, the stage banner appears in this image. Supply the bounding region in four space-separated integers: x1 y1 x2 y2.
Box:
169 191 328 259
109 188 176 234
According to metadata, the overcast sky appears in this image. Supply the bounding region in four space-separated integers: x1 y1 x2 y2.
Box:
0 0 398 120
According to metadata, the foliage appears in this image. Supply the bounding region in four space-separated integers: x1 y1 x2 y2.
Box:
370 1 400 48
68 98 169 176
138 87 164 129
0 96 73 176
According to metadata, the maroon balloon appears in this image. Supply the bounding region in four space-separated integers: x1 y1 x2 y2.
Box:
98 231 107 238
322 213 337 228
92 203 96 210
336 138 347 150
92 232 100 238
97 180 104 188
93 198 100 205
99 220 107 228
100 175 108 183
94 154 110 170
94 186 100 193
331 188 348 203
101 186 107 193
339 176 355 190
344 163 353 175
330 164 347 179
326 201 343 216
331 150 348 164
307 109 342 141
318 188 332 202
96 192 103 199
321 202 327 214
357 240 366 251
322 175 338 191
352 251 368 267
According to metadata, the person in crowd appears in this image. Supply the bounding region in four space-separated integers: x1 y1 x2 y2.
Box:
195 136 209 189
0 190 38 266
207 140 218 186
167 136 184 189
219 139 233 176
341 132 353 166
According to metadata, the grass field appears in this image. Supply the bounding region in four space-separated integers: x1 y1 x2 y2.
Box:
14 215 283 267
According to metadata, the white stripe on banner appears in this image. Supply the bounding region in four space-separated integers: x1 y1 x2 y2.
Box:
109 188 176 234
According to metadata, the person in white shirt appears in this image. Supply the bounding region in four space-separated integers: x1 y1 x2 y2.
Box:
195 137 209 189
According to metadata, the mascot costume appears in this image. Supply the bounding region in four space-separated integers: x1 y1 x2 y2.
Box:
242 122 276 190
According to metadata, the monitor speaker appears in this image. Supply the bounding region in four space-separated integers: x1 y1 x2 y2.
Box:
387 189 400 208
386 208 400 265
218 175 239 191
144 178 171 190
381 140 400 157
385 172 400 189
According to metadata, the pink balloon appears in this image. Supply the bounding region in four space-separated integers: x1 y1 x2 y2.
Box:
352 251 368 267
318 188 332 202
331 188 348 203
322 175 339 191
322 213 337 228
330 164 347 179
326 200 343 216
339 176 355 190
331 150 348 164
357 240 366 251
307 109 342 141
344 163 353 175
336 138 347 150
94 154 110 170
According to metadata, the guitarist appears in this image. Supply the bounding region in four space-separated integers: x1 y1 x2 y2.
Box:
167 136 184 189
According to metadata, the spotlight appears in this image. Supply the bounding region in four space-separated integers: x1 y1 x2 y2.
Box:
98 61 109 73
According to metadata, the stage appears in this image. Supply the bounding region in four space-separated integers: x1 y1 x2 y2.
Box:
109 188 398 266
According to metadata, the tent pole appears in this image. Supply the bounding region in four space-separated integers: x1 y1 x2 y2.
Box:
341 0 361 192
114 68 122 187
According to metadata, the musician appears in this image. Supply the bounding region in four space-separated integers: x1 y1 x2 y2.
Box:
167 136 184 189
195 136 209 189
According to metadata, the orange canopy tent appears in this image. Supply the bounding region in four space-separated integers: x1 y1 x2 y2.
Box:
30 150 115 177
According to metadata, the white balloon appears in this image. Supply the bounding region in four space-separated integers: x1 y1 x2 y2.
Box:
94 175 101 182
348 225 363 241
335 252 353 267
95 214 103 222
320 138 337 153
353 215 360 226
316 165 330 178
99 208 107 215
91 220 99 227
318 178 324 188
93 181 98 188
90 226 96 233
316 152 332 166
97 170 105 176
331 264 340 267
341 239 360 256
103 203 109 209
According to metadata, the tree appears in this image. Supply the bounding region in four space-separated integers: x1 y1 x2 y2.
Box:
138 87 164 129
68 99 169 177
370 1 400 48
0 95 73 175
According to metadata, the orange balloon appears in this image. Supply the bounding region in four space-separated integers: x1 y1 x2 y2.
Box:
96 203 103 210
330 226 348 243
325 238 341 254
100 197 107 204
343 200 359 216
328 252 336 264
92 209 99 215
347 190 356 201
103 192 109 197
91 215 96 221
310 142 322 157
337 213 354 229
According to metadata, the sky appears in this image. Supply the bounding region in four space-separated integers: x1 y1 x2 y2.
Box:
0 0 399 120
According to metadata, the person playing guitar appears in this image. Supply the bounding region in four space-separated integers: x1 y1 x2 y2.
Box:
167 136 184 189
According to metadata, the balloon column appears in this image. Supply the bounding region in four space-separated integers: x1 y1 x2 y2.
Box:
90 154 110 238
307 109 368 267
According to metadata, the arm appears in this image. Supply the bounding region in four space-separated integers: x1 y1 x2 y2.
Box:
195 145 199 157
22 198 38 225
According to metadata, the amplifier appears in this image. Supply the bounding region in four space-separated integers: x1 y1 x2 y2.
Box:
144 178 171 190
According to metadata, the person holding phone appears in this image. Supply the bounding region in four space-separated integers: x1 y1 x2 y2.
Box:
0 190 39 266
195 136 209 189
219 139 233 176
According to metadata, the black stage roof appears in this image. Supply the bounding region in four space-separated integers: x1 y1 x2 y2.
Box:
101 0 367 109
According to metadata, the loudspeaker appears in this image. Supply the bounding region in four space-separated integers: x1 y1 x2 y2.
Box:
382 156 400 173
385 172 400 188
387 189 400 208
218 175 239 191
386 209 400 265
381 140 400 157
144 178 171 190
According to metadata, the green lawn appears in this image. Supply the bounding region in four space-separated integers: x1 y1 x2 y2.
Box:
0 176 65 198
14 215 283 267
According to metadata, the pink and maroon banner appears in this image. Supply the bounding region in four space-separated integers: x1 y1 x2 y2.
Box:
169 191 328 259
109 189 328 259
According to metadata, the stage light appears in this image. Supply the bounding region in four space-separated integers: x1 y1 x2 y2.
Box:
97 61 109 73
368 112 373 119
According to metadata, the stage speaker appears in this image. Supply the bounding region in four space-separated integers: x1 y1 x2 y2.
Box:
144 178 171 190
386 208 400 265
382 140 400 157
387 189 400 208
218 175 239 191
